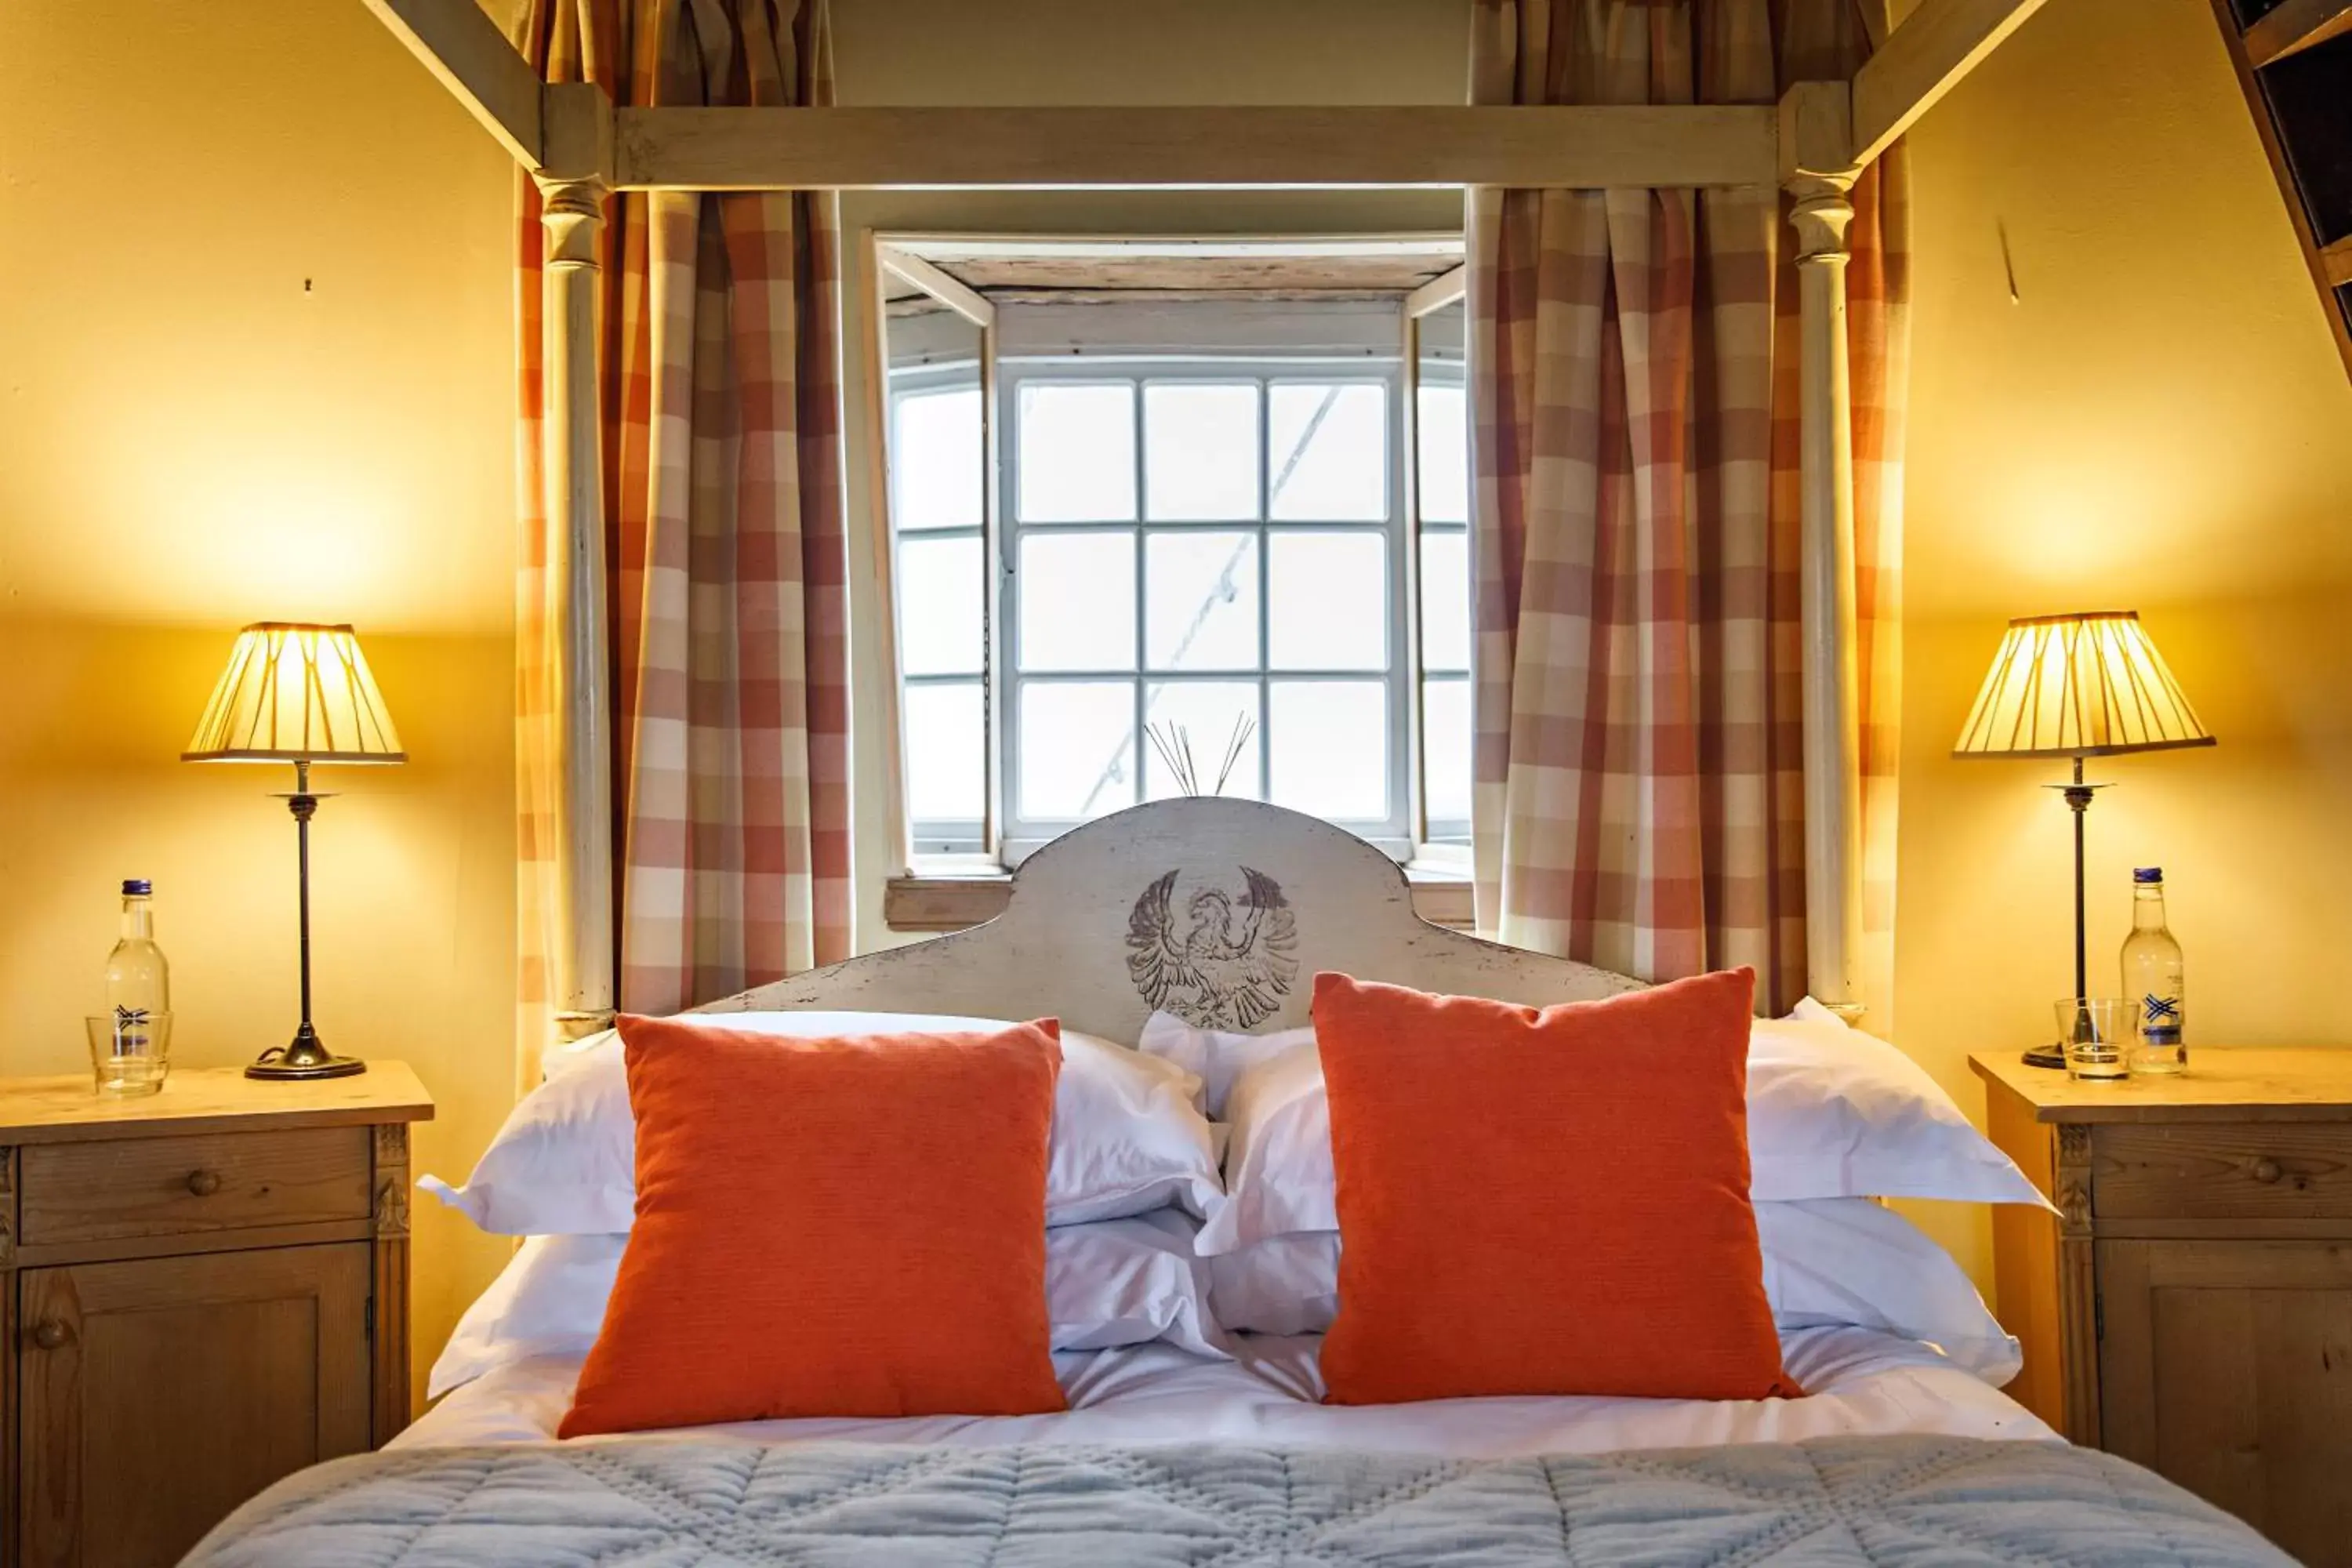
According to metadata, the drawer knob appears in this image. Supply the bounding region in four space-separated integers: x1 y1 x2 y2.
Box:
185 1168 223 1197
31 1319 68 1352
2251 1157 2285 1185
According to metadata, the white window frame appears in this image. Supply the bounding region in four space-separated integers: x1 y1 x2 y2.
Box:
996 356 1415 864
869 237 1474 877
1409 279 1471 851
885 358 990 857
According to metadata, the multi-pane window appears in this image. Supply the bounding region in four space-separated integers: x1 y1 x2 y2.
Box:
885 339 1471 862
1002 365 1408 855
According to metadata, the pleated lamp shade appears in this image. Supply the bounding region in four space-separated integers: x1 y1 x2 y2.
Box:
183 623 406 763
1953 611 2214 760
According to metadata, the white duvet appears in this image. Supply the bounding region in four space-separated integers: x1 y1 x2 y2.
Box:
398 1325 2055 1459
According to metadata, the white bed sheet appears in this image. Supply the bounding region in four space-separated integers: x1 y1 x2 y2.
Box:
396 1326 2056 1459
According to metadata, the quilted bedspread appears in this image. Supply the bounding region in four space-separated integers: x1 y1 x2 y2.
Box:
186 1434 2294 1566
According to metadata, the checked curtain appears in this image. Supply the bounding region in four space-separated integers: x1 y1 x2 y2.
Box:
1468 0 1908 1019
514 0 851 1082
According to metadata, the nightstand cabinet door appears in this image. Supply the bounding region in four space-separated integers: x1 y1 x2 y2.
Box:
2096 1239 2352 1568
17 1243 373 1568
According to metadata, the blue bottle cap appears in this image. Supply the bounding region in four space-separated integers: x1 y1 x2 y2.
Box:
2132 867 2163 884
121 878 151 896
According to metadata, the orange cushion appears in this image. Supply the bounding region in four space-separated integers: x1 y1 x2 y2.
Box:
1316 968 1801 1405
558 1014 1068 1436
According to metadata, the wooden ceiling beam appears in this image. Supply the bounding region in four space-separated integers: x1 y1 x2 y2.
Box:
361 0 544 168
2245 0 2352 66
1849 0 2052 169
612 105 1779 191
1405 264 1468 318
877 245 996 328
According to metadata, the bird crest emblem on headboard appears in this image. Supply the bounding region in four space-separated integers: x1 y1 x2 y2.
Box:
1125 866 1300 1029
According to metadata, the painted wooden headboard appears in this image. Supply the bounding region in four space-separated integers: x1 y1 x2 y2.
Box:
704 798 1643 1040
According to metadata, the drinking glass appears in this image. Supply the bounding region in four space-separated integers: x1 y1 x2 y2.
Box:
86 1011 172 1096
2055 997 2136 1082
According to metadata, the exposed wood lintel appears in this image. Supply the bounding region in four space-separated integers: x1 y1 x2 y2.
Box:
360 0 544 168
1850 0 2051 168
612 105 1779 191
2245 0 2352 66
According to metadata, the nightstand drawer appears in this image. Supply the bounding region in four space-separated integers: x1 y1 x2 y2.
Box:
2094 1122 2352 1220
18 1126 375 1244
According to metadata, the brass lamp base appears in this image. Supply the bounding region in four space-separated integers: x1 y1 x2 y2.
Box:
247 1025 368 1081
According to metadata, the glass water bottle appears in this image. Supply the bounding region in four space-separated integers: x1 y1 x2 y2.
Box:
103 879 170 1054
2120 867 2186 1075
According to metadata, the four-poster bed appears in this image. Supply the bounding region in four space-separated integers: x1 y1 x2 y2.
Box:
183 7 2318 1567
362 0 2050 1054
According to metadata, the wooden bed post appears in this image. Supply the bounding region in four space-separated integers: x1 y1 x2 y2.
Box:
1780 84 1867 1021
537 83 619 1043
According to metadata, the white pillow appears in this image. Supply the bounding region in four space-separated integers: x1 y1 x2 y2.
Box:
419 1011 1221 1235
1205 1199 2022 1384
1744 1010 2044 1210
1136 1010 1312 1119
1185 1000 2048 1254
430 1211 1231 1399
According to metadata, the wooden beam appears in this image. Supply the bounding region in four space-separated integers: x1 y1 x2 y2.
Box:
2245 0 2352 67
2201 0 2352 384
2325 236 2352 291
360 0 543 168
1405 264 1467 318
893 235 1462 263
1849 0 2052 168
877 245 995 328
613 106 1779 191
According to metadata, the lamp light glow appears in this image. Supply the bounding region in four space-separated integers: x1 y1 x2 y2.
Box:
183 622 405 764
1954 611 2214 762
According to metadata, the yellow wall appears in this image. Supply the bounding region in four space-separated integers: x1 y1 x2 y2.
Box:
0 0 521 1396
6 0 2348 1392
1893 0 2352 1276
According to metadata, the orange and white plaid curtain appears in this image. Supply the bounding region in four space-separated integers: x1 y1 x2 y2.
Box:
1468 0 1907 1019
514 0 852 1080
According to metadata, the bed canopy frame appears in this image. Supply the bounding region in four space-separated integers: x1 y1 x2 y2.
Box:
360 0 2053 1043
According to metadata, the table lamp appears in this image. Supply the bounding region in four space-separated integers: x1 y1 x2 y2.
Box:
183 623 405 1080
1953 611 2213 1066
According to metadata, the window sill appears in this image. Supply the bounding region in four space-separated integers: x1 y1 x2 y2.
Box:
884 865 1474 933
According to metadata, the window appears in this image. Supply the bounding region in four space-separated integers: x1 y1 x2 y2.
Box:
880 268 1470 866
1000 363 1411 857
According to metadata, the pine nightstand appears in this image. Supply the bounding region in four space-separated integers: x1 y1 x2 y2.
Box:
1973 1048 2352 1567
0 1062 433 1568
